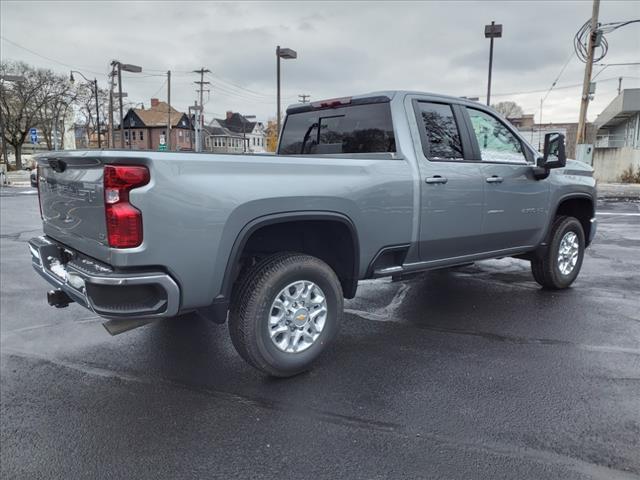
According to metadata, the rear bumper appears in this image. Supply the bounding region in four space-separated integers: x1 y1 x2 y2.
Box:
28 236 180 319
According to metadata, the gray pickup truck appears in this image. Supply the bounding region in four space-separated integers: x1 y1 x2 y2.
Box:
29 91 597 376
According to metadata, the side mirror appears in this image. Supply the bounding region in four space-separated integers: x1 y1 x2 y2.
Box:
538 132 566 169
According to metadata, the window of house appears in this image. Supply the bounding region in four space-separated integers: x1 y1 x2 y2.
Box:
466 108 527 163
179 130 183 137
132 131 136 141
140 130 144 141
125 131 129 139
415 102 463 160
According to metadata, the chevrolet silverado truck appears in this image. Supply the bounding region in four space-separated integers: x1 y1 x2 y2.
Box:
29 91 597 377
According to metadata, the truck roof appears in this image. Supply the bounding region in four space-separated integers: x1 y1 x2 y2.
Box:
286 90 483 112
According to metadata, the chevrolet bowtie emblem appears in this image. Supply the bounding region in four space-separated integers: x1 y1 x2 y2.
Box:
296 314 306 321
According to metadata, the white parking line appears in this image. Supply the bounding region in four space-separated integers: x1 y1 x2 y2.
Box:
596 212 640 217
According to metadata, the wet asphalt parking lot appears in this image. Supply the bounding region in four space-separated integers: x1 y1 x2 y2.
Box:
1 187 639 480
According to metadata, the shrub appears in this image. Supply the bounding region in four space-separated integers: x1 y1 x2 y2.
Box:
619 165 640 183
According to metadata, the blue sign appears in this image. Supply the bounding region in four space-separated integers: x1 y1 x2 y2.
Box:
29 128 38 144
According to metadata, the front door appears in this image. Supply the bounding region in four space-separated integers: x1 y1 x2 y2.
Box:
463 107 550 251
413 101 486 262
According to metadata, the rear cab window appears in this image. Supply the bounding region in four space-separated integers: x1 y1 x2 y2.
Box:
278 101 396 155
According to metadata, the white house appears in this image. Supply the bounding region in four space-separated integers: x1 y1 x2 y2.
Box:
203 111 266 154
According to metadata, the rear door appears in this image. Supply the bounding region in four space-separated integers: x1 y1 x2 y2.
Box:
462 107 550 251
412 100 486 262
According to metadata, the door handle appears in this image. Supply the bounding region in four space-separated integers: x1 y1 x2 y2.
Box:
426 175 448 184
486 175 503 184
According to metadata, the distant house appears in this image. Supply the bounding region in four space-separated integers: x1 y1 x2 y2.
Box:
117 98 193 151
203 111 266 153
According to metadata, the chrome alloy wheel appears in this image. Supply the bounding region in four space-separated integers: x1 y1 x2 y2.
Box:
557 231 579 275
268 280 328 353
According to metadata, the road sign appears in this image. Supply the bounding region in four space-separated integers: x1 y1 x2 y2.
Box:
29 128 38 144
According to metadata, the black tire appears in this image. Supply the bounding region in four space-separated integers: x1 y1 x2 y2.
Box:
531 216 585 289
228 252 343 377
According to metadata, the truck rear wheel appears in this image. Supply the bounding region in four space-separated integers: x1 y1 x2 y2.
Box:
531 216 585 289
229 253 343 377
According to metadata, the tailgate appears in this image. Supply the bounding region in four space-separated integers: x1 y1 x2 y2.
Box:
38 156 107 250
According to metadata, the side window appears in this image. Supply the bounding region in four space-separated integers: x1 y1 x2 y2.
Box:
466 108 527 163
416 102 464 160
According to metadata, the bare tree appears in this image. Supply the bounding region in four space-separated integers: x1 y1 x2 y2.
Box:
75 84 109 148
35 72 78 151
0 61 75 169
492 101 524 119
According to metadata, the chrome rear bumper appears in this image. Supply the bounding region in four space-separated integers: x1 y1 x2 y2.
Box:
28 236 180 319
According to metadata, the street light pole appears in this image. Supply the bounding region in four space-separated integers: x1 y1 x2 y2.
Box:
70 71 101 149
484 21 502 106
276 46 297 141
277 46 281 137
111 61 142 149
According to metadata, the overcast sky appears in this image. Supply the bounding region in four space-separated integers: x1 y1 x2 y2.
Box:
1 1 639 124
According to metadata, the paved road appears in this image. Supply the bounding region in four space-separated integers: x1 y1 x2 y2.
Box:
1 188 639 479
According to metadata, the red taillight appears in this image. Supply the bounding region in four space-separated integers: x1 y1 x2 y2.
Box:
104 165 149 248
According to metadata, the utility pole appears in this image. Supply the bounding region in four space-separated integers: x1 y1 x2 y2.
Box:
298 94 310 104
167 70 171 151
618 76 623 95
193 68 211 153
576 0 600 146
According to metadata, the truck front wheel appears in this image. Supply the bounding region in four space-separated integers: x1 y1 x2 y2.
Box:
531 216 585 289
229 253 343 377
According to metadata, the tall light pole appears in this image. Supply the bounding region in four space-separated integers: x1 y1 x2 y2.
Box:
70 71 101 149
110 61 142 148
276 46 297 140
484 21 502 106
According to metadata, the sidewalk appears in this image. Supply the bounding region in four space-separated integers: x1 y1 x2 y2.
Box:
598 183 640 201
1 170 31 187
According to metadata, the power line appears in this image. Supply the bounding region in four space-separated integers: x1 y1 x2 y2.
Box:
0 36 105 76
542 50 575 103
472 75 637 99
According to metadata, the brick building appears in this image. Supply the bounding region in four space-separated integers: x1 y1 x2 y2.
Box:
117 98 193 151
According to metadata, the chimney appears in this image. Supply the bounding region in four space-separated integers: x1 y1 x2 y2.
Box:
226 111 233 120
151 98 160 108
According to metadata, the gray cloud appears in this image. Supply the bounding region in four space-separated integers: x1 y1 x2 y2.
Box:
1 0 638 123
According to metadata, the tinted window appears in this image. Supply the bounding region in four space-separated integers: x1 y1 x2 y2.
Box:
279 102 396 155
416 102 463 160
466 108 527 163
